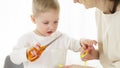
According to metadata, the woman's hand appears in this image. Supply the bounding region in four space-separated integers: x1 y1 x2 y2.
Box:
81 47 99 61
80 39 99 61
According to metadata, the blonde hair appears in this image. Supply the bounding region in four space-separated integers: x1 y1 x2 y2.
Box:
32 0 60 16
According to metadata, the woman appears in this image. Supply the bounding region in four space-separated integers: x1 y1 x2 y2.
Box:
63 0 120 68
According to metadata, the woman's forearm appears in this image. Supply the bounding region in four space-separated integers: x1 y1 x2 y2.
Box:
94 50 99 59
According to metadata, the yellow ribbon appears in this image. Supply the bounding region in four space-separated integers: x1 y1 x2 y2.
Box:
81 50 88 66
58 64 63 68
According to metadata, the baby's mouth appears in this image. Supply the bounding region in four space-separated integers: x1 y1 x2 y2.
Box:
47 31 53 34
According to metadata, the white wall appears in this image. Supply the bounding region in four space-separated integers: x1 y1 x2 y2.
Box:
0 0 102 68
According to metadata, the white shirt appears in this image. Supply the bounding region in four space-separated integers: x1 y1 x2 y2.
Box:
96 9 120 68
10 31 81 68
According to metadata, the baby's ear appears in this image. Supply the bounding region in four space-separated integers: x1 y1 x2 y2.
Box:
30 15 36 24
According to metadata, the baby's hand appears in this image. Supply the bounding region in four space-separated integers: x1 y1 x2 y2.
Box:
27 43 41 62
80 39 97 50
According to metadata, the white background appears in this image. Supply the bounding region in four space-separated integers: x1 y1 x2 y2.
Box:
0 0 103 68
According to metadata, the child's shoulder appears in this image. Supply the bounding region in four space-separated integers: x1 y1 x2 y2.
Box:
53 31 68 37
18 32 34 40
54 31 70 38
55 31 66 35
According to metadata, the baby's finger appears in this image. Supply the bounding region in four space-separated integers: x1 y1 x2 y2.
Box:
34 43 41 51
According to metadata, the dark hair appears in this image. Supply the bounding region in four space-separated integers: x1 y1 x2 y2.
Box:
110 0 120 13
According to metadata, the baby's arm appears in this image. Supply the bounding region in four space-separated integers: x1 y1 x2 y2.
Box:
10 43 28 64
10 35 42 64
10 35 32 64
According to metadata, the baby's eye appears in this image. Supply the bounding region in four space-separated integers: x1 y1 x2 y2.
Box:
43 22 49 24
54 21 58 24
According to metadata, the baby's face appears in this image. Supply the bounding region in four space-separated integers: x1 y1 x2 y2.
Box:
33 10 59 36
